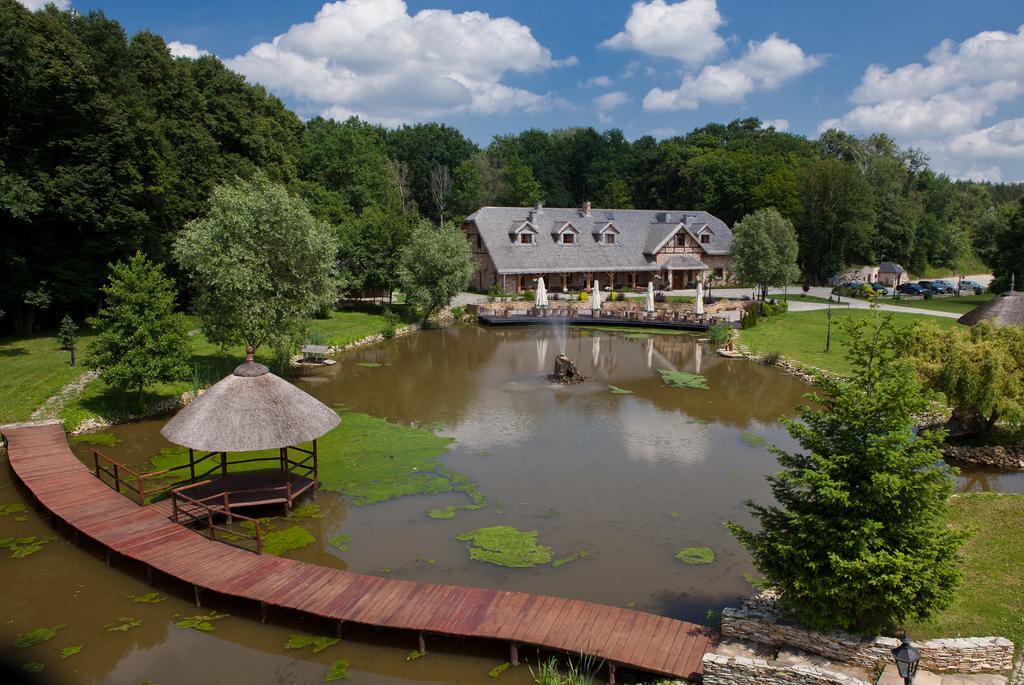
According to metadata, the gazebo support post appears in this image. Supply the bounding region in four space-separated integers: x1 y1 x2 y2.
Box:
312 438 319 497
220 451 227 479
188 448 195 480
283 445 292 510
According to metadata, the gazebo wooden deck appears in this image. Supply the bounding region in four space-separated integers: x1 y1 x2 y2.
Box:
4 423 717 682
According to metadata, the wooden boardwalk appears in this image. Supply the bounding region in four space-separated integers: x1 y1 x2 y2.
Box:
477 312 712 332
3 424 715 681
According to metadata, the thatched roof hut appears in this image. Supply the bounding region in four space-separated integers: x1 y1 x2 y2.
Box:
161 351 340 452
958 291 1024 327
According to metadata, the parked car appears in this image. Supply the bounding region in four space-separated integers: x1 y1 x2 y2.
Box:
869 282 889 295
918 280 954 294
933 279 957 290
896 283 927 296
959 279 985 292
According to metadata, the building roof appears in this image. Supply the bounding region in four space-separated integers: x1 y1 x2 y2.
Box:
879 261 906 274
665 255 710 270
161 357 340 452
957 291 1024 327
465 206 732 275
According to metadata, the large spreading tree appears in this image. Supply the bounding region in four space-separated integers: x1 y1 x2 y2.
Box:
731 207 800 300
174 172 340 353
397 220 473 323
87 252 191 401
728 314 963 634
989 198 1024 294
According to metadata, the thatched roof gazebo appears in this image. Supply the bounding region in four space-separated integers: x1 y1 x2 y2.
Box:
160 348 339 514
957 291 1024 327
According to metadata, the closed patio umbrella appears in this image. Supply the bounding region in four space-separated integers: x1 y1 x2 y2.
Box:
591 279 601 312
536 277 548 308
645 281 656 314
695 281 705 317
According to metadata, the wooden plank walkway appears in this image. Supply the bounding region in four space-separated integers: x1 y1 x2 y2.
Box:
477 313 712 332
3 424 715 681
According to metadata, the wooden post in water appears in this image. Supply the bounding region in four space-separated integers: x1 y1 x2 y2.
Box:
509 643 519 666
194 585 202 608
418 632 426 654
260 602 268 623
608 663 617 685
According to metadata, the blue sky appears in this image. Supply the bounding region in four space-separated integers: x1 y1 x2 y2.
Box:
32 0 1024 181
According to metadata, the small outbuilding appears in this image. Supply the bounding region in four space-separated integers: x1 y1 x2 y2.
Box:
160 348 340 514
877 261 906 287
957 290 1024 327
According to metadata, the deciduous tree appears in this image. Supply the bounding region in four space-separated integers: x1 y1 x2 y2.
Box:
731 208 800 300
397 221 473 323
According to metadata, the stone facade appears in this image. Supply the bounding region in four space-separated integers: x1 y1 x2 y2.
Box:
943 443 1024 470
702 653 872 685
721 604 1014 674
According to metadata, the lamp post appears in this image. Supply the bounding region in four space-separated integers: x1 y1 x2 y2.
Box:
825 296 833 353
891 635 921 685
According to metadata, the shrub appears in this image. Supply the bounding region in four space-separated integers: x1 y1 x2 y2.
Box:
306 328 327 346
522 289 536 302
654 291 666 303
450 305 466 321
741 308 759 329
708 321 731 345
763 351 781 366
381 308 400 339
580 290 589 302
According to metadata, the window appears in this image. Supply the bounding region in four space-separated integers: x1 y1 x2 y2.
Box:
676 233 686 246
714 268 724 279
700 234 710 244
520 233 533 244
602 233 616 245
562 233 575 244
476 234 482 249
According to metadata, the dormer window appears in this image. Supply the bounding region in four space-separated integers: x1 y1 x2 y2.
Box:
520 233 533 244
676 233 686 246
602 233 616 245
700 234 710 244
562 233 575 244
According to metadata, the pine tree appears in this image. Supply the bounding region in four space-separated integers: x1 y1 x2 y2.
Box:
728 313 964 634
87 252 191 402
56 313 78 367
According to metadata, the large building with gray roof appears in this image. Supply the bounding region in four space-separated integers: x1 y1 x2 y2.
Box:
461 202 734 292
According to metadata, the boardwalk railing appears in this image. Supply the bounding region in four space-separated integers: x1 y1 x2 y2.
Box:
171 480 263 554
92 448 221 504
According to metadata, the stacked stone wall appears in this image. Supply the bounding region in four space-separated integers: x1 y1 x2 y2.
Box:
943 443 1024 470
701 653 871 685
721 605 1014 673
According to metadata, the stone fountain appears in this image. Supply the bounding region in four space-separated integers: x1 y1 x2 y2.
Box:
550 353 586 384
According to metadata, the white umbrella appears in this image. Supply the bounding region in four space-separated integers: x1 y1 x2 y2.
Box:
536 277 548 308
590 279 601 312
645 281 656 314
695 281 705 317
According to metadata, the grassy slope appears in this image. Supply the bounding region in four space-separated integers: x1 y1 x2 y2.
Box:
57 309 393 430
0 329 96 424
908 493 1024 649
738 309 959 376
885 293 994 315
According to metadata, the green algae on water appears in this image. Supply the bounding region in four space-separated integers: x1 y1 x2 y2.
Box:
552 550 590 569
406 650 425 661
0 503 28 516
262 526 316 556
69 432 120 448
175 612 228 632
291 503 324 519
22 662 44 674
488 662 511 678
329 534 351 551
675 547 715 565
355 362 384 368
740 432 768 448
607 385 633 395
285 634 339 653
131 592 165 604
60 646 82 659
0 535 56 558
457 526 553 568
15 625 64 648
149 411 481 511
105 617 141 632
325 658 350 681
658 369 708 389
415 557 436 565
670 512 680 519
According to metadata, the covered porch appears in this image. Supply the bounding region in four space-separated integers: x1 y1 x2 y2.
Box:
663 255 710 290
501 268 663 294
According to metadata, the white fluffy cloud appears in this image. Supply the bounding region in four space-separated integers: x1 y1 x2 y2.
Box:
581 75 613 88
225 0 573 123
822 25 1024 179
18 0 70 9
167 41 210 59
643 34 822 111
761 119 789 132
594 91 630 110
601 0 725 66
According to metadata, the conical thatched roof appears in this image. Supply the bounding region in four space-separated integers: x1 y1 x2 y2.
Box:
958 291 1024 327
161 355 340 452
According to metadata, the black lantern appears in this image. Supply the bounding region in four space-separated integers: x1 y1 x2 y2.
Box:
891 635 921 684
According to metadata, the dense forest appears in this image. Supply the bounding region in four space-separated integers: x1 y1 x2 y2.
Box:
2 1 1023 334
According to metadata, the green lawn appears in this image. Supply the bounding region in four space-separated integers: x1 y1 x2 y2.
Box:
907 493 1024 650
0 329 96 424
885 293 994 315
768 293 851 306
738 309 960 376
55 307 398 431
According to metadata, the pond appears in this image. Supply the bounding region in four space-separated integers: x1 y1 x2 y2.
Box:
2 325 1018 684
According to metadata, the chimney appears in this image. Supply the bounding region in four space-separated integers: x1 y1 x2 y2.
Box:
533 202 544 213
582 201 592 217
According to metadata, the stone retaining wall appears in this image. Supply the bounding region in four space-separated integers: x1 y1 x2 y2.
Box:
721 606 1014 673
943 443 1024 470
701 653 871 685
